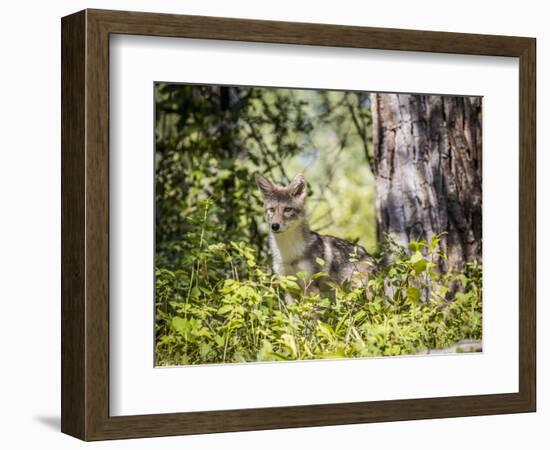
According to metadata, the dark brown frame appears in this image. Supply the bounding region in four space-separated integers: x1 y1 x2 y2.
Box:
61 8 536 441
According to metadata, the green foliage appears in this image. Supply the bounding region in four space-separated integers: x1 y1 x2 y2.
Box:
155 203 482 365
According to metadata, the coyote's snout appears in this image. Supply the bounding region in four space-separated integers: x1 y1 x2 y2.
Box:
255 173 376 296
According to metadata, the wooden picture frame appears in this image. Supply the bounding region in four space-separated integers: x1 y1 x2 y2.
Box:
61 8 536 441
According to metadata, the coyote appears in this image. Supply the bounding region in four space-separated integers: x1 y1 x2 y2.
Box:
255 173 376 296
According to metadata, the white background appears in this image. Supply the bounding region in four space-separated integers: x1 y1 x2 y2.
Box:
0 0 546 449
110 35 519 415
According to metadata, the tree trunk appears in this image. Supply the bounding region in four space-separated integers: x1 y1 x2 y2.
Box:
370 93 482 271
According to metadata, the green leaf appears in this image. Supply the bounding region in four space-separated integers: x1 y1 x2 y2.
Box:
406 286 421 304
257 340 274 361
317 322 334 339
409 251 427 273
217 169 232 180
320 347 346 359
171 316 190 335
214 335 225 348
311 271 328 280
315 257 325 266
280 278 302 294
296 271 309 280
199 342 211 358
281 334 298 358
430 235 441 251
408 241 426 252
438 286 449 297
409 251 423 263
217 305 232 315
412 259 427 273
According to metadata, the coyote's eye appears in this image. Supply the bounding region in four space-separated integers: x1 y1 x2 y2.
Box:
284 207 294 214
267 208 275 214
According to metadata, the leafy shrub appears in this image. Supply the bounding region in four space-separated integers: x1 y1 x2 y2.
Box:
155 200 482 365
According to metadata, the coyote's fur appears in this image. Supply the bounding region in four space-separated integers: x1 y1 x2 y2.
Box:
255 173 376 296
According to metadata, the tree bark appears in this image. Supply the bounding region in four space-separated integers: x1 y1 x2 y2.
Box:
371 93 482 271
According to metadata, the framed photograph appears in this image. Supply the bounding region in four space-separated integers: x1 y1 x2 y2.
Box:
61 9 536 441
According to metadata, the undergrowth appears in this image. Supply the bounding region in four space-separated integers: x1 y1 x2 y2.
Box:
155 200 482 365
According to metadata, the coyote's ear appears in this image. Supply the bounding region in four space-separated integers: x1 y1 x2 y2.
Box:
288 173 307 201
255 173 275 199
